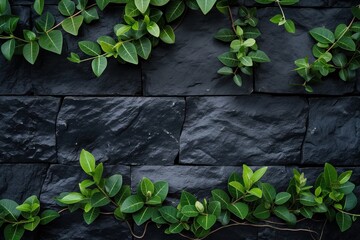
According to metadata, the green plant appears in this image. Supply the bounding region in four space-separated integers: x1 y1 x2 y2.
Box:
1 149 359 240
294 5 360 93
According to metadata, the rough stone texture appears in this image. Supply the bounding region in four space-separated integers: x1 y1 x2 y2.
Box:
0 97 60 163
38 164 131 239
255 8 355 94
142 10 253 96
57 97 185 165
180 96 308 165
303 97 360 165
0 6 32 95
0 164 48 202
30 6 141 96
328 0 358 7
244 0 329 7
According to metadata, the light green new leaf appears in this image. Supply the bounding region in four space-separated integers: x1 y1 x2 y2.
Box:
38 30 63 54
248 188 262 198
147 21 160 37
33 0 44 15
140 177 155 196
23 41 39 64
118 42 138 64
24 216 40 231
134 38 152 60
284 19 295 33
160 25 175 44
338 171 352 185
58 0 75 16
1 39 15 61
105 174 123 197
91 56 107 77
58 192 85 204
83 207 100 225
251 167 268 182
79 149 96 174
196 0 216 15
4 224 25 240
61 15 84 36
165 0 185 22
135 0 150 14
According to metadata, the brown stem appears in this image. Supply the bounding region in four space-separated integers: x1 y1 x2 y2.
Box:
58 208 68 214
96 184 119 208
126 221 150 239
227 6 236 33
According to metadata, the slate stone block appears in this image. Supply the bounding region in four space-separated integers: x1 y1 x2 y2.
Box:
244 0 328 7
328 0 358 7
180 96 308 166
30 6 141 96
255 7 355 94
57 97 185 165
0 164 48 202
142 10 253 96
0 97 60 163
0 6 32 95
303 97 360 165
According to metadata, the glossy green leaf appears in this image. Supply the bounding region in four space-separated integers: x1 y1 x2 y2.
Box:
214 28 236 42
105 174 123 197
79 41 101 56
160 25 175 44
337 37 356 51
82 7 99 24
40 210 60 225
196 214 216 230
218 52 239 67
140 177 154 197
38 30 63 55
91 192 110 207
196 0 216 15
336 212 352 232
33 0 44 15
181 205 199 217
275 192 291 205
180 191 197 207
134 37 152 60
36 12 55 32
309 27 335 44
324 163 338 186
24 216 40 231
118 42 138 64
147 21 160 37
153 181 169 202
227 202 249 220
253 204 270 220
135 0 150 14
4 224 24 240
0 199 20 222
165 0 185 22
273 206 296 224
158 206 178 223
57 192 85 204
58 0 75 16
133 207 154 225
61 15 84 36
339 171 352 185
96 0 110 10
284 19 295 33
251 167 268 182
23 41 39 64
211 189 230 209
79 149 96 174
217 66 233 75
83 207 100 224
1 39 15 61
233 74 242 87
121 195 144 213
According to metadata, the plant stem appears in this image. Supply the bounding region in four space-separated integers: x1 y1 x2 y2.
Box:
336 208 360 217
96 184 119 207
126 221 150 239
79 53 107 63
227 6 236 33
275 0 286 20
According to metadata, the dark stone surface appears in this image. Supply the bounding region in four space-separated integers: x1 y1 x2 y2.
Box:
57 97 185 165
303 97 360 165
255 7 355 94
0 164 48 202
0 97 60 163
0 6 32 95
328 0 358 7
243 0 328 7
180 96 308 165
142 10 253 96
30 6 141 96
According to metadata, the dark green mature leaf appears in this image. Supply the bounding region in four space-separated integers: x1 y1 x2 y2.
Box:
344 193 357 211
105 174 123 197
90 192 110 207
61 15 84 36
36 12 55 32
91 56 107 77
40 210 60 225
208 201 221 217
160 25 175 44
227 202 249 220
38 30 63 55
196 214 217 230
96 0 110 10
337 37 356 51
217 66 233 76
352 6 360 19
0 199 20 222
180 191 196 207
83 207 100 225
214 28 236 42
4 224 24 240
218 52 239 67
196 0 216 15
165 0 185 22
324 163 338 186
118 42 138 64
23 41 39 64
274 206 296 224
338 182 355 195
181 205 199 217
158 206 178 224
153 181 169 202
82 7 99 24
336 212 352 232
121 195 144 213
134 38 152 60
1 39 15 61
309 27 335 44
300 207 313 219
133 207 154 225
261 183 276 203
115 185 131 206
253 204 270 220
168 222 184 234
79 41 101 56
58 0 75 16
275 192 291 205
33 0 44 15
211 189 230 209
279 0 299 5
150 0 170 6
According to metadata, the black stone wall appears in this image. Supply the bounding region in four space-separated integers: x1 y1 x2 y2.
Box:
1 0 360 239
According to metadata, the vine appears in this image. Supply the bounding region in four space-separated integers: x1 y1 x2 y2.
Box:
0 150 359 240
0 0 297 83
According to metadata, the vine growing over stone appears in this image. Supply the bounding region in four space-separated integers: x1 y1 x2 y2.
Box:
0 150 359 240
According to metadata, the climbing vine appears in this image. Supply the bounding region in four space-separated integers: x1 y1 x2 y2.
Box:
0 150 359 240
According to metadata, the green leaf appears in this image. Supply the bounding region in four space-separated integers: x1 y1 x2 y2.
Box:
248 188 262 198
324 163 338 186
140 177 154 197
218 210 230 225
1 39 15 61
82 7 99 24
121 195 144 213
118 42 138 64
83 207 100 225
36 12 55 32
158 206 178 223
284 19 295 33
38 30 63 55
91 56 107 77
217 66 233 75
279 0 299 5
339 171 352 185
23 41 39 64
97 36 116 53
61 15 84 36
79 149 96 174
261 183 276 203
227 202 249 220
218 52 239 67
300 207 313 219
240 56 253 67
160 25 175 44
336 212 352 232
96 0 110 10
91 192 110 207
33 0 44 15
196 214 216 230
273 206 296 224
135 0 150 14
251 167 268 182
352 6 360 19
255 0 275 4
180 191 197 206
299 193 317 207
309 27 335 44
168 222 184 234
233 74 242 87
24 216 40 231
4 224 24 240
134 38 152 60
115 185 131 206
243 38 256 47
93 163 103 184
16 203 31 212
181 205 199 217
214 28 236 42
146 195 162 205
58 192 85 204
153 181 169 202
58 0 75 16
337 37 356 51
79 41 101 56
67 52 81 63
275 192 291 205
253 204 270 220
165 0 185 22
150 0 169 6
0 199 20 222
335 24 347 40
344 193 358 211
133 207 154 225
196 0 216 15
147 21 160 37
105 174 123 197
208 201 221 217
211 189 230 209
40 210 60 225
